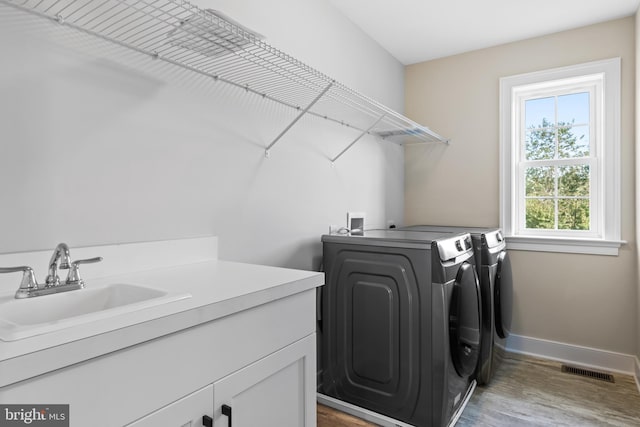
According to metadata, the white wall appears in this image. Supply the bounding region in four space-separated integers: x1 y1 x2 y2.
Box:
405 17 637 356
0 0 405 271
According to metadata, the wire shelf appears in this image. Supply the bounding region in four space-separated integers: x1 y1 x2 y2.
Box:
3 0 449 160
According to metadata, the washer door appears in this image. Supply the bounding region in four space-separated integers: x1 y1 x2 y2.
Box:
495 251 513 339
449 262 481 377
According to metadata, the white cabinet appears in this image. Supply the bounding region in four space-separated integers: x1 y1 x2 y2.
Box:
212 335 316 427
127 335 316 427
0 290 317 427
127 385 214 427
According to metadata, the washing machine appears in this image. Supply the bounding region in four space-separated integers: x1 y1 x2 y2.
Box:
396 225 513 385
318 230 481 427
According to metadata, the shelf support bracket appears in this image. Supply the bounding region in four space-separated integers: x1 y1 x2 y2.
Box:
330 115 385 164
265 81 334 158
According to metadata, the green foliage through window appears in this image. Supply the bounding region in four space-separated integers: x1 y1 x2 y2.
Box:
524 94 590 231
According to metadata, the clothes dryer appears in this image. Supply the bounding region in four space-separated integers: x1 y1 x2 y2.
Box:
397 225 513 385
318 230 481 427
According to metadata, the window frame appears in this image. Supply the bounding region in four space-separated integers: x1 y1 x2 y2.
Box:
499 58 622 255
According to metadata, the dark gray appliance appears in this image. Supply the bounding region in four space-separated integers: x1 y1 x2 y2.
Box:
318 230 481 427
397 225 513 385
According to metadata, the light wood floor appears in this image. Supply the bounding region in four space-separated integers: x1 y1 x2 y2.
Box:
318 353 640 426
317 403 378 427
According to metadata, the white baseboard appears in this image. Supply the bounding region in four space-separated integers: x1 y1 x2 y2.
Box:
506 333 637 375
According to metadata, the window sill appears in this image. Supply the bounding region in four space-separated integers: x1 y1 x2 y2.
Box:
505 235 625 256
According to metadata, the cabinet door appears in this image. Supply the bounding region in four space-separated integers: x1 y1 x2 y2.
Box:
127 384 213 427
213 334 316 427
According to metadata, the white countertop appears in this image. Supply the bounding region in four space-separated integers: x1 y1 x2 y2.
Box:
0 238 324 387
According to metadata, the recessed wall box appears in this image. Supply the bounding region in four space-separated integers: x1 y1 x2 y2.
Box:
347 212 365 235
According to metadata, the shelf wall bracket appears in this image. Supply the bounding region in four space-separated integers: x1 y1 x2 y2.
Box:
265 81 334 158
330 115 385 164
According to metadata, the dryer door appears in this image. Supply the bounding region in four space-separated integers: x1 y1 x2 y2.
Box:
495 251 513 339
449 262 481 377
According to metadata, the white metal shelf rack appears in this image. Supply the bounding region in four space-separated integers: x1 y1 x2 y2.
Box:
3 0 449 162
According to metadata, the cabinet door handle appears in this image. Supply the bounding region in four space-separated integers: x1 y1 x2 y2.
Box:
202 415 213 427
222 404 232 427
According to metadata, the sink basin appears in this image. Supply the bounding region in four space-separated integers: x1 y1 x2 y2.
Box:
0 283 191 341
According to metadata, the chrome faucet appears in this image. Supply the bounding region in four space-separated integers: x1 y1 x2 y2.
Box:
45 242 71 286
0 243 102 298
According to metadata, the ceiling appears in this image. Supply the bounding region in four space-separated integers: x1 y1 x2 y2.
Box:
327 0 640 65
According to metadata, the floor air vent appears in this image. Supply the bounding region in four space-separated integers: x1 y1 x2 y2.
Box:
560 364 615 383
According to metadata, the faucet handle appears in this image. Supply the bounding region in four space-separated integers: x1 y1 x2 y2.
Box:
66 257 103 286
0 266 39 298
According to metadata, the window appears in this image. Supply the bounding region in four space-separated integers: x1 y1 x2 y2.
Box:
500 58 622 255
